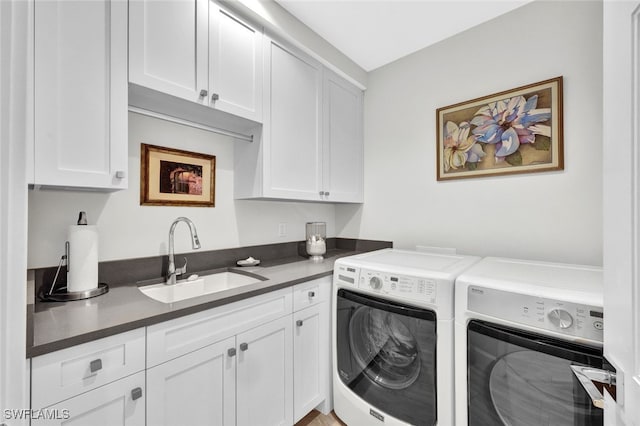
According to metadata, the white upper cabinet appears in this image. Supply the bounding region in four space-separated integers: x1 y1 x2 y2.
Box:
209 3 263 122
33 0 128 190
235 36 364 203
129 0 263 123
263 38 324 200
129 0 208 104
322 70 364 203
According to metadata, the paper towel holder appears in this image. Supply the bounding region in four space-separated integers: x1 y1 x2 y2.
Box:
38 241 109 302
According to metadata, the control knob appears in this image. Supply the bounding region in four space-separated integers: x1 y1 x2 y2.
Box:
369 276 383 290
548 308 573 329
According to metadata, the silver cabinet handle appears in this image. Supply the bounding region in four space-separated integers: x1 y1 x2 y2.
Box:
199 89 208 97
89 359 102 373
131 387 143 401
228 348 236 357
319 191 325 196
211 93 219 101
570 365 616 409
239 342 248 351
308 291 315 298
324 191 330 196
115 170 126 179
296 320 303 327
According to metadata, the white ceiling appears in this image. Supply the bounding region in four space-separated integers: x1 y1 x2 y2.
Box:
275 0 532 71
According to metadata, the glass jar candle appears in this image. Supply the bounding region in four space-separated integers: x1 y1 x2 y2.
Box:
305 222 326 262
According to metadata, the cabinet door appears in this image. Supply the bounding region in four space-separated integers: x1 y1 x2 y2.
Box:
33 371 145 426
34 0 127 189
237 316 293 426
322 70 364 202
293 303 328 423
129 0 208 104
263 38 323 200
209 3 263 122
147 337 236 426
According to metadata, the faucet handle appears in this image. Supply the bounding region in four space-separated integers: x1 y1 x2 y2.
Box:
176 257 188 276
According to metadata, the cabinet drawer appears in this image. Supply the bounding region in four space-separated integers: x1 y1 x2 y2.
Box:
33 371 145 425
31 328 145 409
293 277 330 312
147 287 293 367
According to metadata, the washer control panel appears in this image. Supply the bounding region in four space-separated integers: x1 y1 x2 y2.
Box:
468 286 603 342
356 268 437 304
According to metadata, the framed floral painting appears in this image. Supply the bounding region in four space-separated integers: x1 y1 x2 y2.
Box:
140 143 215 207
436 76 563 181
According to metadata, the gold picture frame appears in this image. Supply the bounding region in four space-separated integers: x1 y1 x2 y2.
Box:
436 76 563 181
140 143 215 207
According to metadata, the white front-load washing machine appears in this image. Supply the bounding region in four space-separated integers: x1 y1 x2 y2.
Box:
454 257 606 426
333 248 480 425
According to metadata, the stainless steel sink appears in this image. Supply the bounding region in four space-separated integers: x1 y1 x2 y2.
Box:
139 271 265 303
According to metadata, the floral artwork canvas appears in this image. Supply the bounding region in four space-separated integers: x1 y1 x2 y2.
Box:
436 77 563 180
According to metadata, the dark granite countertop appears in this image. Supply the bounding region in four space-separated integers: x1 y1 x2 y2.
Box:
27 240 392 358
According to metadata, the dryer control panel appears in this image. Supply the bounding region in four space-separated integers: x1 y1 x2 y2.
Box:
356 268 437 304
468 286 603 342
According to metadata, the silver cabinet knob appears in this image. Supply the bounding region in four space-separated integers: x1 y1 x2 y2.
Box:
89 359 102 373
211 93 219 101
228 348 237 357
319 191 325 196
308 291 315 298
239 342 249 351
296 320 303 327
131 387 143 401
324 191 330 196
199 89 208 97
115 170 126 179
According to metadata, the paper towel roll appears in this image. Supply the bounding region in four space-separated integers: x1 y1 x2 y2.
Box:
67 225 99 293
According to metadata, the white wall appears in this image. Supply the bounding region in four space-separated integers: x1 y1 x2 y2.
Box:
337 1 603 265
28 112 335 268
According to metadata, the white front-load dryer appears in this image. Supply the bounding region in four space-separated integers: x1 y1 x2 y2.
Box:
332 249 480 425
453 257 605 426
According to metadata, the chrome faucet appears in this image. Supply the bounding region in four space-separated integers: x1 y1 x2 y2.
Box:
166 217 201 285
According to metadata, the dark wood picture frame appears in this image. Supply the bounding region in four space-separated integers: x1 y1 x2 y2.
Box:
140 143 216 207
436 76 564 181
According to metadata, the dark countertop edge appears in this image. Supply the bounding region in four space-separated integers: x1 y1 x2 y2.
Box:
27 269 334 358
27 239 393 358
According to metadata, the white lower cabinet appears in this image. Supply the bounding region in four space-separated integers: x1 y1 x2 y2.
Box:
237 316 293 426
293 303 325 422
33 372 145 426
292 278 331 422
31 279 332 426
30 328 146 425
147 315 294 426
147 336 236 426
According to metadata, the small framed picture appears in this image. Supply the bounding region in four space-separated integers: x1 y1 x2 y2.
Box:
436 76 563 181
140 143 215 207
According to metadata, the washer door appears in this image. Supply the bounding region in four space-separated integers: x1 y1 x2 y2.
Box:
349 306 421 389
336 289 437 426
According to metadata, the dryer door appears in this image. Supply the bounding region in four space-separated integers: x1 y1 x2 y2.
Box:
467 320 604 426
336 289 437 426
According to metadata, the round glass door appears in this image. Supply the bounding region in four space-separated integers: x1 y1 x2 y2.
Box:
348 306 421 389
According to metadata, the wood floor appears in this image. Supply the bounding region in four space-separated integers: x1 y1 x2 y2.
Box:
295 410 347 426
